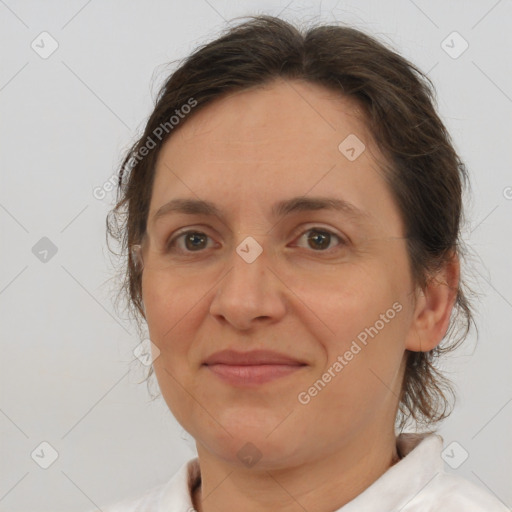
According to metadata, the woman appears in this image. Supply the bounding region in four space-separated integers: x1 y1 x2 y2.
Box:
100 15 507 512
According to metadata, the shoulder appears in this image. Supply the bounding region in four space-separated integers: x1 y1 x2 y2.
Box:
406 471 509 511
390 433 508 512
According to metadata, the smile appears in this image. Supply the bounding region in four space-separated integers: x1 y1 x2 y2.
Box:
204 363 306 386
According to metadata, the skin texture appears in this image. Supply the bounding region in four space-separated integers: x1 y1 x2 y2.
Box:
140 79 459 512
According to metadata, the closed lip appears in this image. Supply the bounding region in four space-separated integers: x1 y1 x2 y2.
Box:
203 349 306 366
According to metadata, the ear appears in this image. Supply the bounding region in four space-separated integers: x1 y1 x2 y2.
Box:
405 251 460 352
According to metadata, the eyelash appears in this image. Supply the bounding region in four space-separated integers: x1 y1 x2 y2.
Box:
165 226 348 255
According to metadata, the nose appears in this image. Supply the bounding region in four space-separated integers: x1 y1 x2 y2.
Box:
208 238 287 331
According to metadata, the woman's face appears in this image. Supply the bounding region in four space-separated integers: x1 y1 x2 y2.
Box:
142 79 418 469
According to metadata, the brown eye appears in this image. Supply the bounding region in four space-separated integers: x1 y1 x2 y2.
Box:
183 232 208 251
307 230 331 250
295 228 346 252
167 231 214 253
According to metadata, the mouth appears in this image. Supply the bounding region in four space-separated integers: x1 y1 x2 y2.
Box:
202 349 307 386
204 363 306 385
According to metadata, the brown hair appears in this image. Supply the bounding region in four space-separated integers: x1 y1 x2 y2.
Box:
107 15 477 430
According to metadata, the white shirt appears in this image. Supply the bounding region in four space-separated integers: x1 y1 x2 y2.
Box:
95 433 508 511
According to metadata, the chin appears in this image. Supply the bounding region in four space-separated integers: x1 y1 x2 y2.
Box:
195 419 307 470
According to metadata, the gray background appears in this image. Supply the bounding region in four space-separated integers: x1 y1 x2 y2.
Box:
1 0 511 510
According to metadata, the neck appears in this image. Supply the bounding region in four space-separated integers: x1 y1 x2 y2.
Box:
192 428 399 512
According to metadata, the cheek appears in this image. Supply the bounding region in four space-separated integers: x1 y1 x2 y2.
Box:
296 311 408 441
142 274 197 358
142 271 215 393
143 270 195 323
292 260 400 336
294 259 409 388
143 275 202 428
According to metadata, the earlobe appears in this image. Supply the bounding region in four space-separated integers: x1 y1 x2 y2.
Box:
405 253 460 353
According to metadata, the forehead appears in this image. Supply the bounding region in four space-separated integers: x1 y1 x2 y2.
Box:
149 79 403 235
161 79 372 164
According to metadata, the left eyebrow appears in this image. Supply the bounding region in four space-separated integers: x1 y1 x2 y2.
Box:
150 195 373 228
271 196 372 226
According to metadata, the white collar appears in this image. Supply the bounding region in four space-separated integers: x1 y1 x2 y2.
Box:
157 432 442 511
340 433 443 511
